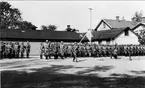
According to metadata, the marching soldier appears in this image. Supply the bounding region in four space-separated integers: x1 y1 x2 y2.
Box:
20 42 25 58
72 42 78 62
26 41 31 58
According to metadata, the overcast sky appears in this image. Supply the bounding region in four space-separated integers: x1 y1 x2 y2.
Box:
8 1 145 32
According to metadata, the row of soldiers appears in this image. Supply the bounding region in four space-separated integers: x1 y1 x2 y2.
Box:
0 41 31 59
40 41 145 60
40 40 78 62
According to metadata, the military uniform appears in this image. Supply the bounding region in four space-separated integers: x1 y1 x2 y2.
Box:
44 41 49 59
26 42 31 58
72 43 78 62
1 42 5 59
59 42 64 59
20 42 25 58
40 43 45 59
14 42 19 58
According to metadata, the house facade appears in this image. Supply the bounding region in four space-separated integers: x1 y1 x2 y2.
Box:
93 16 140 45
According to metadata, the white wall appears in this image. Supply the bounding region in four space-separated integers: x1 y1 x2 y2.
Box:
134 25 145 35
97 22 110 31
115 31 139 45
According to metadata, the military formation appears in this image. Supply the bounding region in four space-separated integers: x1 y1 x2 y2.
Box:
0 41 31 59
1 40 145 61
40 40 145 61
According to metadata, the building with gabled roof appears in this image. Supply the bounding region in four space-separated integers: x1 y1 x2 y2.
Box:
92 27 139 45
81 27 139 45
95 16 136 31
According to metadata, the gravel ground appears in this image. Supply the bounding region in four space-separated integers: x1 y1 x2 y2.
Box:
1 56 145 88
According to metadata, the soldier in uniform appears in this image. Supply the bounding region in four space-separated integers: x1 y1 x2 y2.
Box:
113 46 118 59
0 41 2 59
7 42 12 59
26 41 31 58
44 40 49 59
59 41 64 59
72 42 78 62
1 42 5 59
53 42 59 59
11 42 15 58
20 42 25 58
40 42 45 59
68 44 72 57
14 42 19 58
128 45 132 61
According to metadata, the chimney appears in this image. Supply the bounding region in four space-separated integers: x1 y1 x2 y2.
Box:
116 16 120 21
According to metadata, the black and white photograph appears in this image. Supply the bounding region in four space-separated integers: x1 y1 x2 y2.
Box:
0 0 145 88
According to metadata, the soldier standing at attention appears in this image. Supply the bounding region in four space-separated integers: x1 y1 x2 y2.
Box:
54 42 59 59
26 41 31 58
7 42 12 59
1 42 5 59
72 42 78 62
0 41 2 59
14 42 18 58
20 42 25 58
59 41 64 59
40 42 45 59
128 45 132 61
44 40 49 59
112 44 118 59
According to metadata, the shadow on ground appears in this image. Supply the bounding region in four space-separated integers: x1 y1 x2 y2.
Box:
1 65 145 88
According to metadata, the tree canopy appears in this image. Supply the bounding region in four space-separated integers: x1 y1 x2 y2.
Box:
132 11 143 23
0 1 37 30
41 24 57 31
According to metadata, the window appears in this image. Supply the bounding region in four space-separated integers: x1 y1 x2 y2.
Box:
124 30 129 36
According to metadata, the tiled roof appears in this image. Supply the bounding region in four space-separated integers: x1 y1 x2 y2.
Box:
92 28 126 40
103 19 135 29
82 27 133 41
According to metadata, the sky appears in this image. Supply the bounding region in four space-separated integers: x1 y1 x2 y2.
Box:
7 1 145 32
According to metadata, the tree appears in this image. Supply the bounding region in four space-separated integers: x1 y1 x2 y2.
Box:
18 21 37 30
138 29 145 45
41 25 48 30
0 1 37 30
48 24 57 31
132 11 145 45
0 1 22 29
132 11 143 23
41 24 57 31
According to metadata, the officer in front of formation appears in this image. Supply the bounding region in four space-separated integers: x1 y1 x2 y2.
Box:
72 42 78 62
